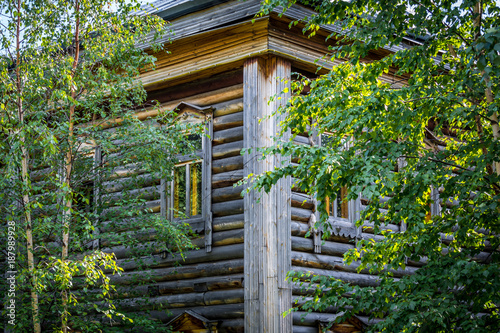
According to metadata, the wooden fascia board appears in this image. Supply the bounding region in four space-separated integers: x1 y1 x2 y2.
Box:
140 17 269 90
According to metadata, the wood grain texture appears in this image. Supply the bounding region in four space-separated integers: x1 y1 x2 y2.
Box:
243 56 292 332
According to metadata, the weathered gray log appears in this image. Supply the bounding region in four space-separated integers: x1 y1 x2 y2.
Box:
361 221 400 233
113 288 244 311
151 303 244 321
101 241 163 259
213 214 245 231
101 185 160 204
76 274 244 301
291 251 417 278
292 265 388 288
291 221 311 237
212 169 243 188
213 126 243 145
213 111 243 131
117 243 244 271
212 199 244 217
101 199 160 217
213 98 243 117
212 184 244 203
293 311 383 327
219 319 245 331
110 258 244 285
292 192 314 209
292 206 313 222
212 155 243 174
190 228 244 248
213 140 243 159
112 274 244 299
102 173 159 193
292 135 311 146
292 236 354 257
291 326 317 333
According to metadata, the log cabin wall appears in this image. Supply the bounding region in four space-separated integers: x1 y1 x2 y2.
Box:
10 1 421 332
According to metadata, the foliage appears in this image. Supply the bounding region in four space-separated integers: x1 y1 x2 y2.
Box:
258 0 500 331
0 0 197 331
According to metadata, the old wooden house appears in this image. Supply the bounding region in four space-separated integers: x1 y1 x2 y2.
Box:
103 0 415 332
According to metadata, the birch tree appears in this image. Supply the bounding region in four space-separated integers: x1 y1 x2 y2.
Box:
1 0 196 331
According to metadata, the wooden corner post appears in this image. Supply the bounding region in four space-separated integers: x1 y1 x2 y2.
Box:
243 56 292 332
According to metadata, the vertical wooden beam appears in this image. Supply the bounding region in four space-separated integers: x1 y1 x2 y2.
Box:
243 56 291 332
93 146 102 250
204 116 213 252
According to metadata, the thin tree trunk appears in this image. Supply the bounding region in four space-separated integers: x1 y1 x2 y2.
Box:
473 1 499 175
61 1 80 331
15 0 41 331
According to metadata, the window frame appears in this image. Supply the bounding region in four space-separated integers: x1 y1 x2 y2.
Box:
159 102 213 252
318 132 359 225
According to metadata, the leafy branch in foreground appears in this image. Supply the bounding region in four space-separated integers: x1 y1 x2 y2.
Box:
1 0 197 331
257 0 500 331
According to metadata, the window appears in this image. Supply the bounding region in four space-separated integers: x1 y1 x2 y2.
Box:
159 102 213 252
320 133 354 222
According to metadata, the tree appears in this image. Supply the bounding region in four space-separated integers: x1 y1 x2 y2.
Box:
257 0 500 331
0 0 196 332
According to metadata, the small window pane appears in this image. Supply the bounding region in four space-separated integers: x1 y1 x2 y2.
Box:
174 165 187 218
190 162 202 216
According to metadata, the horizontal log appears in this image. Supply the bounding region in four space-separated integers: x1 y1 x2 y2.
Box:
213 126 243 145
114 288 244 311
212 155 243 174
213 140 243 159
291 221 310 237
361 221 400 233
213 98 243 117
101 185 160 204
291 326 317 333
292 135 311 146
111 258 244 285
101 274 244 299
213 214 244 232
102 173 159 194
292 265 386 288
292 192 314 209
292 236 354 257
291 251 417 278
78 274 244 302
117 243 244 271
212 169 244 188
219 319 244 331
151 303 244 321
213 111 243 131
101 199 160 218
191 228 244 248
212 184 244 203
293 311 383 328
212 199 244 217
292 206 313 222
